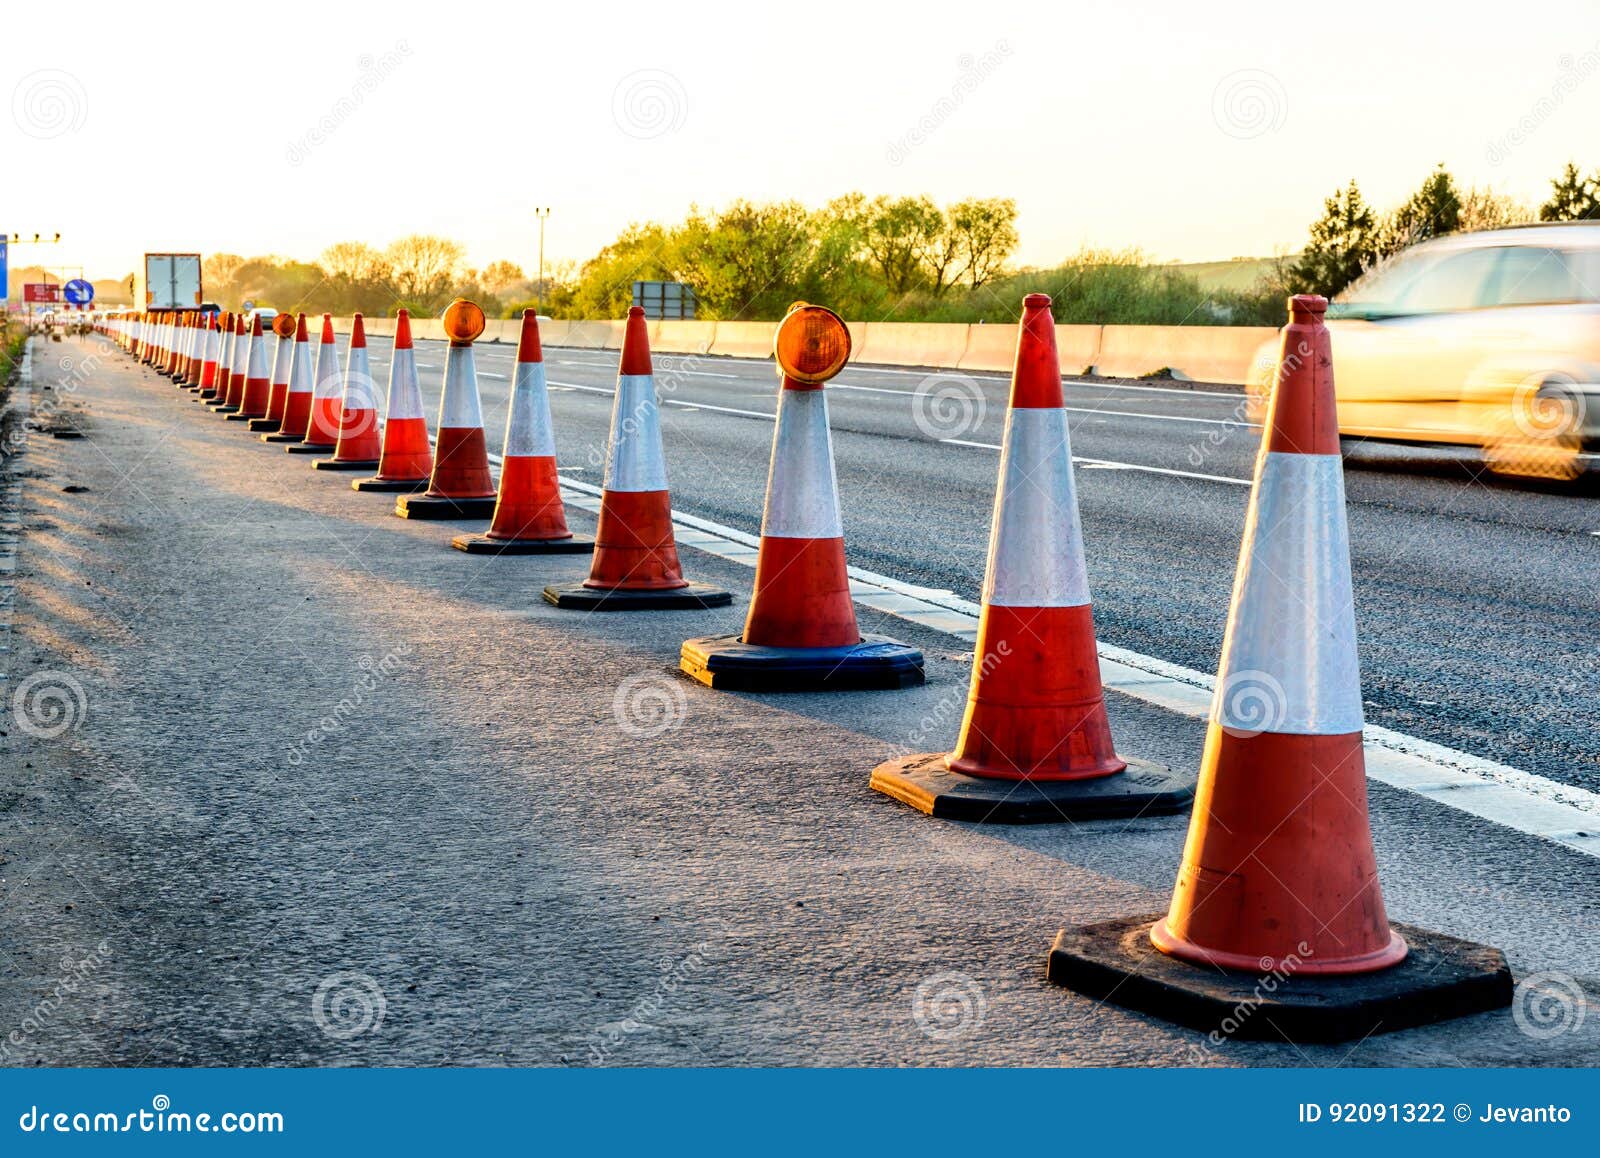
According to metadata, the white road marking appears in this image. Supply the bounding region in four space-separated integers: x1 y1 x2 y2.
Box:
940 438 1250 486
547 379 774 421
528 463 1600 860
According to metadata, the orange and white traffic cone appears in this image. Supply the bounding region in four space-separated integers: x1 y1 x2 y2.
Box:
174 313 197 387
250 313 298 432
543 306 731 610
312 313 382 471
162 314 182 377
394 299 496 518
195 313 221 396
871 294 1189 819
226 313 271 422
264 314 315 443
1046 295 1512 1042
452 310 592 554
201 312 232 402
353 310 432 493
286 315 341 455
680 304 920 687
210 314 248 413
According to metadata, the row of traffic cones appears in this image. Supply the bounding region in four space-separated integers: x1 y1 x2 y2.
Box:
96 294 1512 1044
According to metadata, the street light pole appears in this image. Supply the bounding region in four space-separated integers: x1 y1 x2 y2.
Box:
534 207 550 315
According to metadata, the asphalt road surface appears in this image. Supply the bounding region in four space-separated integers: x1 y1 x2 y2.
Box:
0 331 1595 1066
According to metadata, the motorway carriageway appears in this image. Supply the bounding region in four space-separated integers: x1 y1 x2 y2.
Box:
355 334 1600 825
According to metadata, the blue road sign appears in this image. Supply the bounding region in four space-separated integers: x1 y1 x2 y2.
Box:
63 277 94 305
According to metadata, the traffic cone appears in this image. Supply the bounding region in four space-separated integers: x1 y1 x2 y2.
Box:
312 313 382 471
1045 295 1513 1043
679 303 920 687
394 299 496 518
353 310 432 493
543 306 731 609
175 313 198 386
287 315 343 455
196 313 221 396
162 314 182 377
452 311 592 553
263 314 314 443
202 312 233 402
209 314 247 412
226 313 271 421
871 294 1190 819
249 313 297 431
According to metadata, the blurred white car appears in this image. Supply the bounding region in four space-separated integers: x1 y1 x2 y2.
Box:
1249 224 1600 477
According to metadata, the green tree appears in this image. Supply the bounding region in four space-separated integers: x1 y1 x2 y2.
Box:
860 195 944 295
1458 187 1534 232
1538 162 1600 221
384 234 465 313
1290 180 1379 297
947 197 1019 291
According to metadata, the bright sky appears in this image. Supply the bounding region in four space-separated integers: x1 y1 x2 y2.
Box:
5 0 1598 284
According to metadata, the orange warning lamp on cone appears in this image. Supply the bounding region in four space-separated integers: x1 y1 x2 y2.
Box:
1046 295 1512 1043
869 293 1189 818
395 298 499 518
679 303 922 690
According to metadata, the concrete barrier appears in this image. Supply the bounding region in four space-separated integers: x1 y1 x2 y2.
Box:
710 321 775 360
1095 324 1275 384
326 312 1265 385
853 322 971 369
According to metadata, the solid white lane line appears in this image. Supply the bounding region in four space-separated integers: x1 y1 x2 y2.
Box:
532 465 1600 860
546 379 775 421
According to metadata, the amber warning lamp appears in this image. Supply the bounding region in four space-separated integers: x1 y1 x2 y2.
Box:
442 298 486 345
773 302 850 385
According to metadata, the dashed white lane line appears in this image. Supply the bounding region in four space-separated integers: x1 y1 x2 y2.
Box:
939 438 1250 486
519 461 1600 860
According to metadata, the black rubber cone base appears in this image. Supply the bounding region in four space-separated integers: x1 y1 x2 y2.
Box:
311 457 380 472
394 493 497 520
246 417 281 432
1046 915 1513 1045
208 404 239 414
261 430 305 443
225 411 264 422
284 442 334 455
452 532 595 555
352 476 429 493
543 582 732 611
680 634 924 691
871 753 1192 823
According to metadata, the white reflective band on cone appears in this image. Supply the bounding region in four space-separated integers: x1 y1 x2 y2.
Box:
312 341 340 399
504 361 556 458
289 336 313 393
1212 451 1364 735
438 344 483 429
388 347 424 419
984 407 1091 608
271 336 292 386
344 345 379 412
230 331 247 375
761 388 843 539
247 330 269 378
605 374 668 493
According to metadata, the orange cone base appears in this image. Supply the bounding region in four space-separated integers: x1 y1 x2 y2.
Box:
352 475 430 493
680 633 922 692
451 532 594 556
284 441 335 455
543 582 732 612
245 417 281 433
393 493 497 520
312 456 381 472
1046 915 1512 1045
870 752 1191 823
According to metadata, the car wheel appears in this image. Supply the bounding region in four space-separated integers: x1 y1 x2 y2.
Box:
1482 374 1585 480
